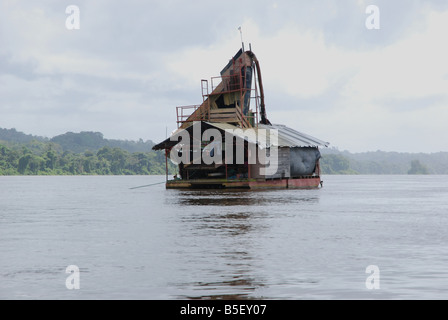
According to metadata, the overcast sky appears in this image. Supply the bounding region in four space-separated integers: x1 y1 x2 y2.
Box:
1 0 447 153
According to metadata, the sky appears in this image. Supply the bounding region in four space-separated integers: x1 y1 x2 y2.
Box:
1 0 448 153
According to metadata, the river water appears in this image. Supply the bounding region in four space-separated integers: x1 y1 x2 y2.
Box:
0 175 447 300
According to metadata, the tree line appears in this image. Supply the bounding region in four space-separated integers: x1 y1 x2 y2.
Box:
319 149 447 174
1 142 438 176
0 140 175 176
1 128 446 176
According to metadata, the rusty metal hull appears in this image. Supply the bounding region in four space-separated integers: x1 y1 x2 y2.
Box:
166 176 322 190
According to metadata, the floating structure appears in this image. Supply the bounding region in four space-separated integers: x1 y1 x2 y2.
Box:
153 48 329 189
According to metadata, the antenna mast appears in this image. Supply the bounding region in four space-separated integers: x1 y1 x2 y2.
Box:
238 26 245 52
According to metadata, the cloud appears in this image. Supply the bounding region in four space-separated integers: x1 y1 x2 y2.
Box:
1 1 448 152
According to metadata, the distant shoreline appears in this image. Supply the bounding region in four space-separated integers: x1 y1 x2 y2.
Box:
2 128 448 175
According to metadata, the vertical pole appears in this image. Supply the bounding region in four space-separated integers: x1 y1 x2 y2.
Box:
165 149 168 182
208 94 210 121
238 26 244 53
248 148 251 179
240 67 244 127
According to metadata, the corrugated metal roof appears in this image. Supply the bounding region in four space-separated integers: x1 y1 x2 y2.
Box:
260 123 330 148
153 121 329 150
205 122 329 148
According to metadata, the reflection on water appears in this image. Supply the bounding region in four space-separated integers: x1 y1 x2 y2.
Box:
184 277 265 300
165 189 321 299
174 190 262 207
174 212 265 299
172 189 320 207
180 212 267 237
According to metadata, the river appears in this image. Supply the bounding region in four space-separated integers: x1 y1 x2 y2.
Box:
1 175 447 299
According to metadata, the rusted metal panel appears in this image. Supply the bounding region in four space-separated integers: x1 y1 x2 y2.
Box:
165 177 322 190
248 179 288 189
287 177 321 189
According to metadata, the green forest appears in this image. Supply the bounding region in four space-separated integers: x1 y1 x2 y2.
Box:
1 127 447 175
0 128 176 175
